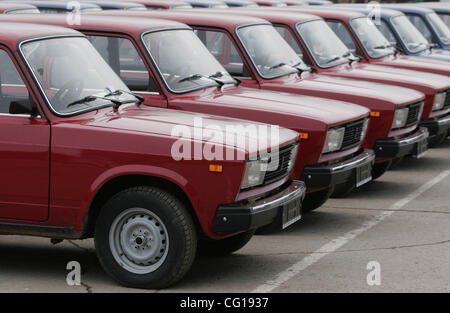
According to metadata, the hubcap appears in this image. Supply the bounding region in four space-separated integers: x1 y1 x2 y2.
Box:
109 208 169 274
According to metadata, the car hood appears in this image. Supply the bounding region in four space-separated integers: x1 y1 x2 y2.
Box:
175 85 370 127
85 105 299 153
416 48 450 62
329 63 450 93
276 73 424 107
374 55 450 76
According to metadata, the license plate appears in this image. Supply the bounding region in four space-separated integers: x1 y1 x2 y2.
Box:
356 162 372 187
282 198 302 229
413 137 428 159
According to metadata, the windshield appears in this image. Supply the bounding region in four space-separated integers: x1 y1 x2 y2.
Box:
237 24 307 78
427 12 450 44
6 8 41 14
391 15 429 53
296 20 354 68
351 17 394 58
143 29 235 93
21 37 131 115
437 13 450 28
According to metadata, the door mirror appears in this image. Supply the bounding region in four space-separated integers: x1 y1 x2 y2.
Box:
9 100 38 116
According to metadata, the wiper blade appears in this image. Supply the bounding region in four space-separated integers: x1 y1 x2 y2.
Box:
104 88 144 105
66 95 98 108
178 73 225 86
324 55 341 64
269 62 289 70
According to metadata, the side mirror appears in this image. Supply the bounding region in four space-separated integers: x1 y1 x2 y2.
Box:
9 100 38 117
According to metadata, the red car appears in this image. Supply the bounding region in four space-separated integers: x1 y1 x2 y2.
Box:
0 21 306 288
3 13 374 214
93 10 430 195
233 8 450 146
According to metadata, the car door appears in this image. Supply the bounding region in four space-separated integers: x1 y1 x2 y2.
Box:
0 48 50 221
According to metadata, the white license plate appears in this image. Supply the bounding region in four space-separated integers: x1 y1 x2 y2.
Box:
282 198 302 229
356 162 372 187
414 137 428 159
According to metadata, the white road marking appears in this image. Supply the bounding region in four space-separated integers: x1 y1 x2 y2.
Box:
251 170 450 293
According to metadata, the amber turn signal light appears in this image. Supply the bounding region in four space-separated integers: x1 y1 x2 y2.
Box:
209 164 223 173
370 112 381 117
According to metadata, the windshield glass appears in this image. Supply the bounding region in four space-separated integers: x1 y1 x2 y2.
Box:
6 8 41 14
143 29 235 93
296 20 354 68
437 13 450 28
427 12 450 44
351 17 394 58
21 37 131 115
391 15 429 53
237 24 307 78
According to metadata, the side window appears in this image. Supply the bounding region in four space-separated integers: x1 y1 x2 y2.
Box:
406 14 433 43
273 26 304 59
87 36 158 92
326 21 359 55
195 29 250 78
377 21 397 45
0 49 36 115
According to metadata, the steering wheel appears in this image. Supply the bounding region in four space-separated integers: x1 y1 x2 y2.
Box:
52 79 84 109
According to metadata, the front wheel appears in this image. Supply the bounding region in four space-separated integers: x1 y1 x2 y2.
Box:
428 133 447 148
95 186 197 289
197 230 255 256
303 187 334 212
371 160 392 181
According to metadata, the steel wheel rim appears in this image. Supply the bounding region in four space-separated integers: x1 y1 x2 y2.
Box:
109 208 169 274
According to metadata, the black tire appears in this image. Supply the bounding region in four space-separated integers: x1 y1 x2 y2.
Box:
303 187 334 212
371 160 392 181
197 230 255 256
388 156 404 170
331 181 355 198
428 133 446 148
94 186 197 289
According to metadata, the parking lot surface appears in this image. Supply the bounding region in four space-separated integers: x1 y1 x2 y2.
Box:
1 139 449 293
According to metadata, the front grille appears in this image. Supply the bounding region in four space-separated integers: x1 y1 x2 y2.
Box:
263 143 296 185
405 101 423 127
341 118 367 151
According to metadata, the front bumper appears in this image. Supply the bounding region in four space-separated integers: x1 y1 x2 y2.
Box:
301 149 375 188
420 114 450 137
374 128 429 159
213 180 306 233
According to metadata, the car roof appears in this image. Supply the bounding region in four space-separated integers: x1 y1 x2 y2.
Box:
0 22 81 46
0 13 190 38
81 1 146 10
383 4 436 15
331 5 405 18
0 2 37 13
91 8 268 29
293 7 368 20
211 8 320 25
124 0 192 9
19 1 102 10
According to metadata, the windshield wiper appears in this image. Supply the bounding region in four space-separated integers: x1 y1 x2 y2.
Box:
269 62 311 74
67 89 142 111
104 88 144 105
178 73 225 87
323 55 341 65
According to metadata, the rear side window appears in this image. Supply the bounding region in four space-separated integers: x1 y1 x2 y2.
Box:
0 49 36 115
195 29 250 78
87 35 158 92
273 26 304 59
406 14 433 43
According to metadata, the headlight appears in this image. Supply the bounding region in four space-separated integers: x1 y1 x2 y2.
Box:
322 127 345 153
432 92 446 111
391 107 409 129
361 119 369 142
240 159 266 189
